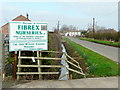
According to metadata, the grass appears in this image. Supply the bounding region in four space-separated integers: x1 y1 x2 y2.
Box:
76 37 120 47
63 38 119 77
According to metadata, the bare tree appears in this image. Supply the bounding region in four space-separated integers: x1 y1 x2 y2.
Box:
60 24 69 33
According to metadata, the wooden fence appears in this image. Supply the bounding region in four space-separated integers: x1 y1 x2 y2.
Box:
17 50 86 80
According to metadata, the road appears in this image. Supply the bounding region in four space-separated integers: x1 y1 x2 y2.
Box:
11 77 118 88
66 37 119 62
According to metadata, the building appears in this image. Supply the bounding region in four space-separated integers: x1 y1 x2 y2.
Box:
0 15 30 38
0 15 30 59
65 31 81 37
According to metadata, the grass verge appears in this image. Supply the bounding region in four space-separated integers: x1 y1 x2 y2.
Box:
63 38 119 77
76 37 120 47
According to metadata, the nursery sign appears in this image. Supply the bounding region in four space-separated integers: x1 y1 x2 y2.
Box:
9 21 48 51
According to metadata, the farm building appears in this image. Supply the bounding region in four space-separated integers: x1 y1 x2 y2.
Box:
65 31 81 36
0 15 30 60
0 14 30 38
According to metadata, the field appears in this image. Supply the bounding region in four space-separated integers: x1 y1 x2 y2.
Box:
63 38 119 77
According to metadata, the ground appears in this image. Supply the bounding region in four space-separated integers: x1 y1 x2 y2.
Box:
10 77 118 88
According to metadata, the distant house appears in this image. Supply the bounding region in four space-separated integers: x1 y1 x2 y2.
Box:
65 31 81 36
0 15 30 38
49 30 54 33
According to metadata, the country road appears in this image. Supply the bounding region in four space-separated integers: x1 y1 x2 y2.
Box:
66 37 119 62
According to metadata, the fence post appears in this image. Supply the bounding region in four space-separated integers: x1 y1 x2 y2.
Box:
14 51 17 80
37 51 42 79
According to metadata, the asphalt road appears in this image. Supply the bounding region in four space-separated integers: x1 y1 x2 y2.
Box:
66 37 119 62
11 77 118 88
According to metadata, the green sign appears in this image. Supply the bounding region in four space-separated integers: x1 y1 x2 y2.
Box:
9 21 48 51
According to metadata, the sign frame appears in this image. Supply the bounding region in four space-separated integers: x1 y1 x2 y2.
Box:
9 21 48 51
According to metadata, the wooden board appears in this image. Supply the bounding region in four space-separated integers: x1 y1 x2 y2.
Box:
17 65 65 68
17 72 59 75
18 57 66 60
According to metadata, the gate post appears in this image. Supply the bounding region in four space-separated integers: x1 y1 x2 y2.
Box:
37 51 42 79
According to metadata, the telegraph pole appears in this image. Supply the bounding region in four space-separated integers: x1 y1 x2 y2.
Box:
57 21 59 31
93 18 95 33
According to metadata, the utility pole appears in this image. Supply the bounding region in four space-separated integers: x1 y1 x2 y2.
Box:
57 21 60 31
93 18 95 33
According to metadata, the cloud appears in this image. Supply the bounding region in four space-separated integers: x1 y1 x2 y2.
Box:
56 2 118 30
1 2 118 30
2 0 119 2
1 3 50 26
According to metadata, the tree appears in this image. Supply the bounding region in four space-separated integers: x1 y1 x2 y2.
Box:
68 25 73 30
60 24 69 33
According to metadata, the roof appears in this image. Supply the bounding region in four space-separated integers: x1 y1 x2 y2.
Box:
1 15 30 28
12 15 30 21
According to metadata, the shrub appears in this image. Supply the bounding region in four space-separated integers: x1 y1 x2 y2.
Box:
85 32 120 42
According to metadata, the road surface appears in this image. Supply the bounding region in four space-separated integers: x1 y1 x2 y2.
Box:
66 37 119 62
11 77 118 88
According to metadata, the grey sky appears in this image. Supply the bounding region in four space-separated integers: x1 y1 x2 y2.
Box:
1 1 118 31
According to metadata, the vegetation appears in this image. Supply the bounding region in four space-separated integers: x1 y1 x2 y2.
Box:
42 32 62 80
85 32 120 42
63 38 119 77
60 24 79 33
77 37 120 47
5 53 14 64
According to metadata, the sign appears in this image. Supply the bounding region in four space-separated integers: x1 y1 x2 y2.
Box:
9 21 48 51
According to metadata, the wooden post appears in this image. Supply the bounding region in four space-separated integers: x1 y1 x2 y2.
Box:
17 51 21 80
14 51 17 80
37 51 42 79
40 51 42 79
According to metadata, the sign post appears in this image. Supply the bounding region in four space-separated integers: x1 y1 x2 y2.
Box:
13 51 17 79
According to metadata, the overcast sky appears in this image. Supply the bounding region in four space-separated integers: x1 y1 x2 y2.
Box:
1 0 119 31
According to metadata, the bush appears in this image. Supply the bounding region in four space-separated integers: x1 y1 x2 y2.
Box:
85 32 120 42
